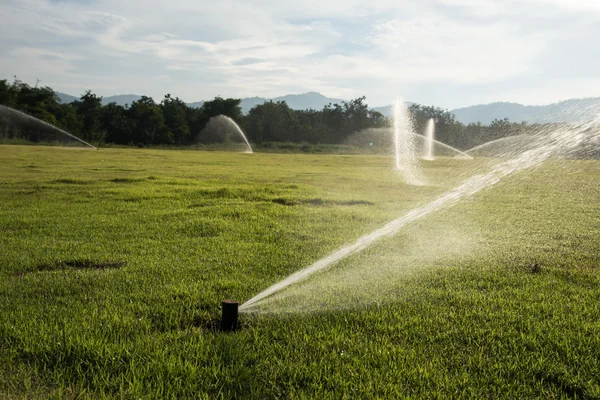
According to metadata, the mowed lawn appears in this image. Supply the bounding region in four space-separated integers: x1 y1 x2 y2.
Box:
0 144 599 399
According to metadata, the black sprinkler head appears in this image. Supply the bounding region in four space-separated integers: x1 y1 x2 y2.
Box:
221 300 239 332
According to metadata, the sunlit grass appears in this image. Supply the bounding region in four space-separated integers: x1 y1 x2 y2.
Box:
0 145 598 398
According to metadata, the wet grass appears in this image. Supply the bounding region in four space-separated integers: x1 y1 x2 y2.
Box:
0 144 599 398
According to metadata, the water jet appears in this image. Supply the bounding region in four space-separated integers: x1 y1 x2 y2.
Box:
393 98 422 184
240 116 599 313
423 118 435 160
464 134 536 158
199 115 253 153
0 105 98 150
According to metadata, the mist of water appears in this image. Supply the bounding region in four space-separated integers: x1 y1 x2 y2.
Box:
423 118 435 160
0 105 98 150
240 117 599 313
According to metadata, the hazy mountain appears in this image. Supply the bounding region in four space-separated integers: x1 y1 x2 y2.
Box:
102 94 142 106
57 92 142 106
271 91 345 111
56 90 600 124
235 92 345 113
56 92 78 104
57 90 345 113
239 97 268 113
372 105 392 116
450 98 600 124
187 101 204 108
371 98 600 124
371 103 416 117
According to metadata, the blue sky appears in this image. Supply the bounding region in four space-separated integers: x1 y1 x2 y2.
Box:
1 0 600 109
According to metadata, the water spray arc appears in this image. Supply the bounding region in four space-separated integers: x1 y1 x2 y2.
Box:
427 136 473 159
222 115 253 154
0 105 98 150
423 118 435 160
240 118 598 313
393 98 422 184
464 134 534 157
201 115 253 153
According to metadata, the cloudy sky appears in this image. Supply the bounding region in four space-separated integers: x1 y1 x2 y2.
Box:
1 0 599 109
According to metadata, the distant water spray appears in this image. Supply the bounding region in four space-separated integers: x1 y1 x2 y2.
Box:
346 127 473 159
393 98 422 184
432 139 473 159
465 134 535 158
423 119 435 160
0 105 97 150
240 118 599 313
223 115 253 154
201 115 253 153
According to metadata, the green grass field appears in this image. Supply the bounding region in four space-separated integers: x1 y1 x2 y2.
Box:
1 144 599 399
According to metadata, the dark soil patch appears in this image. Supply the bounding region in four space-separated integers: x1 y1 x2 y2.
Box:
52 179 92 185
271 197 373 207
32 259 126 273
109 178 145 184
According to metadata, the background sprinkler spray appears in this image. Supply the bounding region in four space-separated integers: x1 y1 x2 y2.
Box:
0 105 98 150
393 98 422 184
200 115 253 153
423 118 435 160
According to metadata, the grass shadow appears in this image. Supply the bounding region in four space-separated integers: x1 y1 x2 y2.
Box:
28 259 126 273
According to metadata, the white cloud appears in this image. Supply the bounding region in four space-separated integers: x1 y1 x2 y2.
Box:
533 0 600 12
0 0 598 106
366 15 546 83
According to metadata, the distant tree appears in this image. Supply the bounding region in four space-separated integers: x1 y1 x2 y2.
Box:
293 109 330 143
73 91 104 142
185 106 204 140
161 94 191 144
101 103 134 144
201 97 243 121
14 82 61 124
368 109 388 129
408 104 466 148
190 97 243 142
54 103 83 136
321 102 345 143
0 79 17 107
0 78 77 142
128 96 170 144
0 76 544 151
343 96 370 134
243 101 296 144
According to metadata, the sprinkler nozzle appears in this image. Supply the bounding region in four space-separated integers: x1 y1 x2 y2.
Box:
221 300 239 332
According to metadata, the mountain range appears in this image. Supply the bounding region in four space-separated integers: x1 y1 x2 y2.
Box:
55 91 345 114
55 91 600 125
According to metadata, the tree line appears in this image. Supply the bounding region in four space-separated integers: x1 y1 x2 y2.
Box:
0 78 532 150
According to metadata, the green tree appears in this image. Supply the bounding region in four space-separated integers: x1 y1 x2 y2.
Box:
161 94 191 144
128 96 170 144
0 79 18 107
342 96 370 134
243 101 297 144
101 103 134 144
55 103 83 136
201 97 243 121
321 102 345 143
73 91 104 142
409 104 465 148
